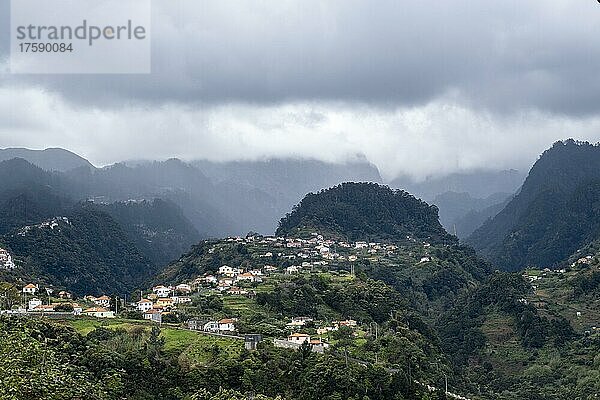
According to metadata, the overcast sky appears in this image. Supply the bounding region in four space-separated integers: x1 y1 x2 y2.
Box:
2 0 600 180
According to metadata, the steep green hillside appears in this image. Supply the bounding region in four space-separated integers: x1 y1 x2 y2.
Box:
99 199 201 266
2 204 153 295
468 140 600 270
437 271 600 399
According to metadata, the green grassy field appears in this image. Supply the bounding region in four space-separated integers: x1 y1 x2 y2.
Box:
62 317 243 364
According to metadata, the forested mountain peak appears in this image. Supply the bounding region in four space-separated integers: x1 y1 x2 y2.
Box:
467 139 600 270
276 182 455 244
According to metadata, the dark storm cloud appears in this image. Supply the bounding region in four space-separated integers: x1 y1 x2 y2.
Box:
2 0 600 116
2 0 600 180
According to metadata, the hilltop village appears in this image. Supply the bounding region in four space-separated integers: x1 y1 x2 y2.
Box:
0 233 432 350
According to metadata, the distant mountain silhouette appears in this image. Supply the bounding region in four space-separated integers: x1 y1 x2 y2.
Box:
390 169 525 202
432 191 511 238
0 148 94 172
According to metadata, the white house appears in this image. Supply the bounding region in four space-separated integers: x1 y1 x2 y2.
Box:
288 317 313 327
203 275 218 284
152 285 171 298
203 321 220 332
175 284 192 294
218 318 236 332
218 265 241 276
28 298 42 311
93 295 111 308
58 291 72 299
288 333 310 343
318 246 330 254
171 296 192 304
236 272 261 283
286 265 299 274
22 283 38 295
144 309 162 322
419 257 431 263
83 307 115 318
137 298 153 312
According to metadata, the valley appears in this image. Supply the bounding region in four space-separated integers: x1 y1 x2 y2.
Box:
0 141 599 399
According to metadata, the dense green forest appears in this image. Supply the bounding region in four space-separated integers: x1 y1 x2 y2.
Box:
277 183 454 244
0 158 203 295
2 204 153 295
99 199 201 267
468 139 600 270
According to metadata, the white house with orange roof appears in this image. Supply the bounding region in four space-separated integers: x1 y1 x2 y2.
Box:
22 283 38 295
288 333 310 344
218 318 236 332
93 295 111 308
137 298 153 312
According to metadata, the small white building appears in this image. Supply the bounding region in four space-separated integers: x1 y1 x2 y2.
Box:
144 309 163 323
58 291 72 299
218 318 236 332
72 304 83 315
171 296 192 304
175 284 192 293
83 307 115 318
203 275 218 284
203 321 220 332
318 246 330 254
137 298 153 312
93 295 111 308
236 272 261 283
218 265 241 276
288 317 313 327
0 248 15 269
286 265 300 274
28 298 42 311
288 333 310 344
152 285 172 298
264 265 278 273
22 284 38 295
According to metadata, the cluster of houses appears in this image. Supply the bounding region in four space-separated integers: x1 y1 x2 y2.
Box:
273 333 329 353
17 216 71 236
2 282 117 318
136 284 194 322
572 255 595 268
